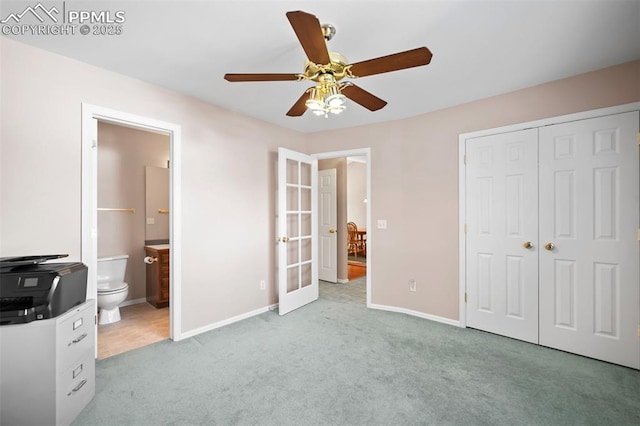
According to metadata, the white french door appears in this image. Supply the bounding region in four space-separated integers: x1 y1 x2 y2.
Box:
538 111 639 369
318 168 338 283
465 110 640 369
277 148 319 315
466 129 539 343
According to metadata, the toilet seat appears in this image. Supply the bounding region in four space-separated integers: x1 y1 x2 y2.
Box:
97 281 128 294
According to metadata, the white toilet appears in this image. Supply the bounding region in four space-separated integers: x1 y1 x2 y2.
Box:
97 255 130 325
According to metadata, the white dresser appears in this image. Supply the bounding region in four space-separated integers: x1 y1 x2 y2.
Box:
0 299 96 425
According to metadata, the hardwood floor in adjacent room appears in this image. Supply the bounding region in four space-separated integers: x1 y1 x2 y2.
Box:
98 302 169 360
348 261 366 280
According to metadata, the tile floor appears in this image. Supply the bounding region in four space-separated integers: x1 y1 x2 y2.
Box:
97 302 169 360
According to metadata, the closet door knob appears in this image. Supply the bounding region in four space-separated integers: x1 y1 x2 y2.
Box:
545 242 555 251
523 241 533 249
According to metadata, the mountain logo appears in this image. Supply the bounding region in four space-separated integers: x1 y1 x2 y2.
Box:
1 2 59 24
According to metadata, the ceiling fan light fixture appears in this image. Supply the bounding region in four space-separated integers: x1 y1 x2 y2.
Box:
304 75 347 117
326 93 346 108
305 87 325 111
328 104 346 115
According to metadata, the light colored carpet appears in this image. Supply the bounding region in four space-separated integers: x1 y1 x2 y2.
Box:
74 278 640 425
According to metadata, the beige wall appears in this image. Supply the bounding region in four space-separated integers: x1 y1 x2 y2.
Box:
318 158 348 282
0 38 304 333
1 37 638 334
307 60 640 320
347 161 367 229
97 122 170 302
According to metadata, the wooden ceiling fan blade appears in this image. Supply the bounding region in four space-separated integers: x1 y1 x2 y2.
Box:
286 11 331 65
286 89 311 117
349 47 433 78
342 84 387 111
224 73 300 82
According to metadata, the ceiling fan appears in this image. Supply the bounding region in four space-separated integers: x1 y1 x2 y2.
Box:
223 10 433 118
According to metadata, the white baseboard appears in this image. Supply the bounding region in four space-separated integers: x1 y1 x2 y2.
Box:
120 298 147 307
180 303 279 340
368 303 462 328
337 278 349 284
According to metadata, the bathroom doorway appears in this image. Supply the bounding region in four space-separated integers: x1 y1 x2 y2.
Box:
81 104 183 359
95 122 170 359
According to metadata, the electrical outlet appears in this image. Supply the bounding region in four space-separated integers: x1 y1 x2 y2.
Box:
260 280 266 290
377 219 387 229
409 279 416 292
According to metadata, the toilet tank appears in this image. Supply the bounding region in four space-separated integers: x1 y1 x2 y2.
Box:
97 255 128 283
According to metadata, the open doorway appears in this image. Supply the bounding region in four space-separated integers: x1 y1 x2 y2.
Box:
346 156 367 281
81 104 183 359
95 122 170 359
315 149 371 306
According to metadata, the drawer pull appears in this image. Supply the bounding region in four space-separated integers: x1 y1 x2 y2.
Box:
67 379 87 396
68 332 88 346
73 363 83 379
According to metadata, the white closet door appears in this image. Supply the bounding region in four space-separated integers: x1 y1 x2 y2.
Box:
466 129 539 343
538 111 639 369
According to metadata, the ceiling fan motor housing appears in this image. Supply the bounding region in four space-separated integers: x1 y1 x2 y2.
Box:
303 51 350 82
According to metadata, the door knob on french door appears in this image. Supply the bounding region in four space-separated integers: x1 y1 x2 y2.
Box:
281 237 289 243
523 241 533 249
329 228 336 234
545 242 555 251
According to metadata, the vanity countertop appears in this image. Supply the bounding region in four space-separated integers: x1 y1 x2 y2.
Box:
145 244 170 250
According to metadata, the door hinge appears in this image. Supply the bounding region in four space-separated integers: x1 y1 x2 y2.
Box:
637 324 640 338
464 292 468 303
637 132 640 146
92 139 97 148
463 154 467 165
637 229 640 241
464 224 467 234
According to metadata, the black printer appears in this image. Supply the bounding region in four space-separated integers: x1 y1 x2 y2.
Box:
0 255 87 325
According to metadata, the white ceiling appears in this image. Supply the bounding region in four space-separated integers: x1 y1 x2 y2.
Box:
4 0 639 133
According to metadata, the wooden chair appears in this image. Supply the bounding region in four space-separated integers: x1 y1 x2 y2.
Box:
347 222 365 257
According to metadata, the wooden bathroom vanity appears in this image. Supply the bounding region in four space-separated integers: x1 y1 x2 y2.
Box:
144 244 170 308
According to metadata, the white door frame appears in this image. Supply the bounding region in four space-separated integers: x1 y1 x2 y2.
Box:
81 103 184 344
312 148 371 307
458 102 640 328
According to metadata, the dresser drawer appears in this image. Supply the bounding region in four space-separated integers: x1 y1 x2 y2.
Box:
56 351 95 426
56 303 95 371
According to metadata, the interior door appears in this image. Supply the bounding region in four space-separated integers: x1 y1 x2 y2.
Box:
318 168 338 283
466 128 539 343
538 111 639 369
278 148 319 315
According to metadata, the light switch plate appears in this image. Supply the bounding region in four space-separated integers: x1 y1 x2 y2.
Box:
377 219 387 229
147 217 155 225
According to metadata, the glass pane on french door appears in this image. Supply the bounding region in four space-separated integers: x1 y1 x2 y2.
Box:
286 158 313 293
